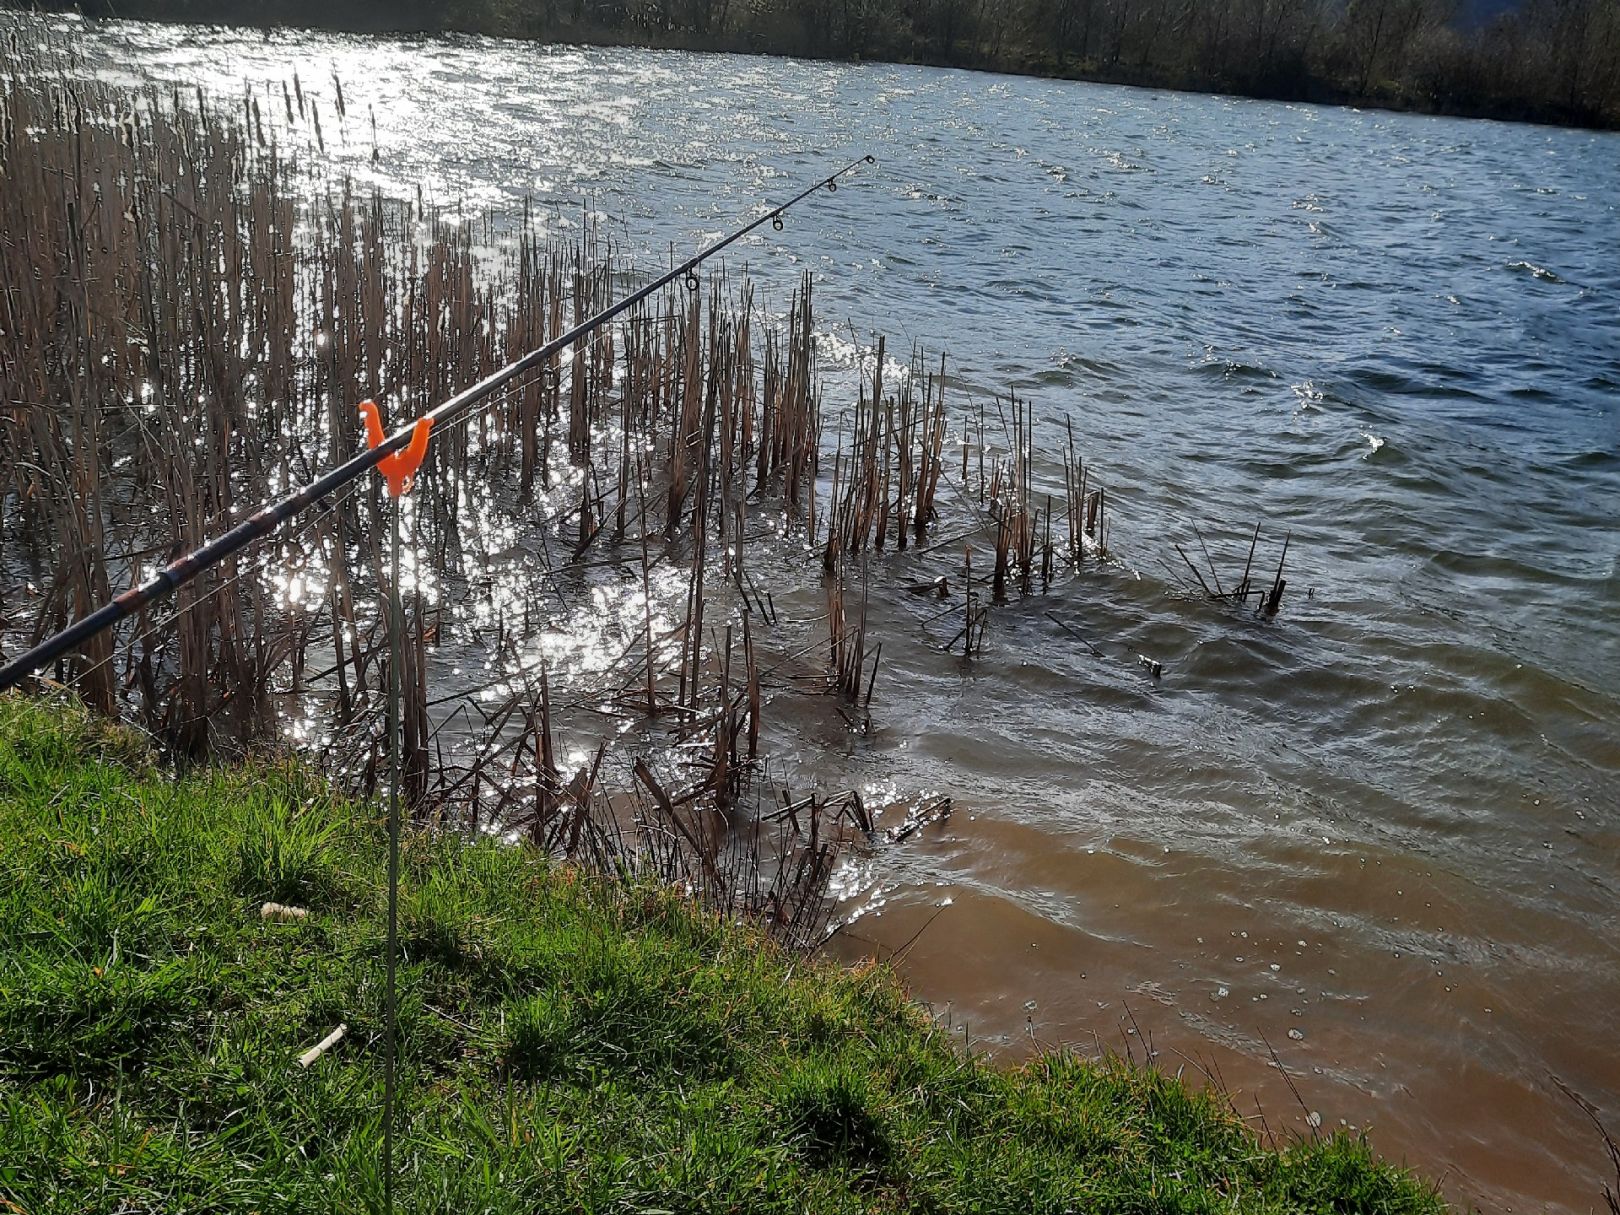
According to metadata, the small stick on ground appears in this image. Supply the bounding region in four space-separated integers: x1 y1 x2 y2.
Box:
297 1023 347 1068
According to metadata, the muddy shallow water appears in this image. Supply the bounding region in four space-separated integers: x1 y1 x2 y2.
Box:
18 15 1620 1210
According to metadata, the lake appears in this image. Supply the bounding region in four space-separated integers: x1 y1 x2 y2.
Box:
21 15 1620 1210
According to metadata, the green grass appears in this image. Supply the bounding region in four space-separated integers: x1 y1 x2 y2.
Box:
0 693 1447 1213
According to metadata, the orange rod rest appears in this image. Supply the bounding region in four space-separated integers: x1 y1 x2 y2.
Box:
359 400 435 498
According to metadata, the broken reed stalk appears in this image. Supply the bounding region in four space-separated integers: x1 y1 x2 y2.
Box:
1168 523 1293 618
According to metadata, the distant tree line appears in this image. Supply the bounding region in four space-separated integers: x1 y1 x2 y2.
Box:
29 0 1620 126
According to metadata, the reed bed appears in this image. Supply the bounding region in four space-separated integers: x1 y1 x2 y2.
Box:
0 28 1133 933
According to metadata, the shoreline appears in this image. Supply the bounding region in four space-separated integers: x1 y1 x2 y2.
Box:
20 6 1619 132
0 692 1447 1211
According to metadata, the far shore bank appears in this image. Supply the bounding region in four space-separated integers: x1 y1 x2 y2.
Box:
16 2 1620 131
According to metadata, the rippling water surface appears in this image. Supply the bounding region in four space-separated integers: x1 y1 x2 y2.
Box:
37 17 1620 1210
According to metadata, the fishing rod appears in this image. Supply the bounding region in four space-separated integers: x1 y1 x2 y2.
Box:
0 154 875 694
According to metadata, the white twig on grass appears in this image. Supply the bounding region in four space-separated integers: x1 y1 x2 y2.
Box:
297 1023 347 1068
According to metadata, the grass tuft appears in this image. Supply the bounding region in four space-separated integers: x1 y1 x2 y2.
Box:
403 869 487 966
776 1056 893 1169
231 797 342 906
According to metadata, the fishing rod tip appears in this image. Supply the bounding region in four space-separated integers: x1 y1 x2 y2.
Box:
864 154 875 164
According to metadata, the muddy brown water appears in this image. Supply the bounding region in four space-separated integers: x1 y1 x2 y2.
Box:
10 14 1620 1211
